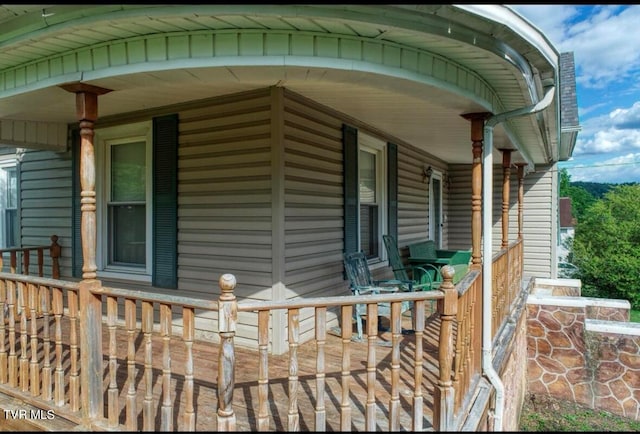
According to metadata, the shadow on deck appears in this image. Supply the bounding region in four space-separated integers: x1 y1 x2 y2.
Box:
0 312 442 432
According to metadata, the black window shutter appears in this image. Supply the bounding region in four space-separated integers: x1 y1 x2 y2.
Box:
152 114 179 288
343 124 358 255
71 128 82 278
387 142 398 242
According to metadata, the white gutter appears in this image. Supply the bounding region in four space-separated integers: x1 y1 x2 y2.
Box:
481 84 556 431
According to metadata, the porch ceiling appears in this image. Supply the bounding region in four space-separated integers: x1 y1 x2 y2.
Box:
0 4 562 167
1 65 515 165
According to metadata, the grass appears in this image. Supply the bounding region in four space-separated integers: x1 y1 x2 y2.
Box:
631 309 640 322
519 393 640 431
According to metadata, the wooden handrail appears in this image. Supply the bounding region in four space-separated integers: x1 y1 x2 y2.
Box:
0 235 60 279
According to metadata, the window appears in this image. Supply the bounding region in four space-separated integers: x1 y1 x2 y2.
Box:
0 161 18 248
358 134 387 261
343 125 396 266
108 140 147 266
95 122 153 279
429 169 443 248
74 116 178 288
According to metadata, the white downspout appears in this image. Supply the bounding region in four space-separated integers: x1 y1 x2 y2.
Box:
481 85 556 431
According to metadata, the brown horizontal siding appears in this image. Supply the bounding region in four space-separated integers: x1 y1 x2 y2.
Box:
177 89 274 301
283 92 345 301
18 149 73 277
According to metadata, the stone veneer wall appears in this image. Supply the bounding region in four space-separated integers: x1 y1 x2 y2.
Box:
527 287 640 420
498 310 529 431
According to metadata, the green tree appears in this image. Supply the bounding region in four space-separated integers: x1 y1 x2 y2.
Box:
559 167 571 194
572 184 640 309
559 168 596 221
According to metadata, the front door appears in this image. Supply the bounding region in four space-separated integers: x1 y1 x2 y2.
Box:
429 170 443 247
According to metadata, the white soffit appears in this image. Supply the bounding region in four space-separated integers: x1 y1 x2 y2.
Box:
0 119 67 152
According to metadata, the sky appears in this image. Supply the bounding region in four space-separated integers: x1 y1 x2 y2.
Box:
509 5 640 184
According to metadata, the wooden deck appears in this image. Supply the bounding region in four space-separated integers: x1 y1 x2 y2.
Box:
105 313 441 431
1 311 442 432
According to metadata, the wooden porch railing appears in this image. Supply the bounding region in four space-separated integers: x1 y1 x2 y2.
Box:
451 268 483 419
0 241 523 431
0 235 61 279
490 239 524 338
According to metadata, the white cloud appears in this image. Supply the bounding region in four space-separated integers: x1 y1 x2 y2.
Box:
565 152 640 183
509 5 577 47
574 102 640 155
512 5 640 90
511 5 640 184
564 6 640 90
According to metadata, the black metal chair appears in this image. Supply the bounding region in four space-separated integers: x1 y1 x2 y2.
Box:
343 250 414 341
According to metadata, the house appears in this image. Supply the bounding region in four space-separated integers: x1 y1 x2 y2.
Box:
0 5 580 431
558 196 576 263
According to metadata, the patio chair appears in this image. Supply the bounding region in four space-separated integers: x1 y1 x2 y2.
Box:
343 251 414 341
406 238 471 285
382 234 442 291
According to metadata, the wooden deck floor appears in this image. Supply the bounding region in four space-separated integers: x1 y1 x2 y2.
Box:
1 313 442 432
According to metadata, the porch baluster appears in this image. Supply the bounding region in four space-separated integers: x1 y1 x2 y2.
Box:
182 307 195 431
389 301 402 431
68 289 79 411
125 298 137 431
314 307 327 431
412 300 425 431
160 303 173 431
28 282 39 396
452 291 465 410
217 273 237 431
41 285 52 402
10 251 16 274
23 250 29 275
37 248 43 277
142 300 155 430
18 282 28 392
50 235 61 280
107 296 119 428
462 284 473 409
257 309 269 431
339 306 352 431
365 303 379 431
7 280 16 387
287 308 300 431
53 287 64 406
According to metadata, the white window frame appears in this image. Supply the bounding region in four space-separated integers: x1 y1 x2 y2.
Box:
0 156 17 249
358 133 387 265
95 121 153 282
429 168 444 247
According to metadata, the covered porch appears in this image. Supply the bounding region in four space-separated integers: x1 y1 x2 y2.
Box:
0 83 531 430
0 5 576 431
0 233 525 432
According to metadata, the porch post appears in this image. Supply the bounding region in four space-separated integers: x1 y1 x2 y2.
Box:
433 265 457 431
462 113 491 270
500 150 512 249
217 273 238 431
516 164 526 239
60 82 112 424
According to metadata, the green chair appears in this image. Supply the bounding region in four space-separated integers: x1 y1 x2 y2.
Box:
405 238 471 285
407 239 471 268
382 234 442 290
